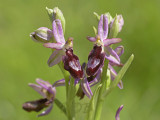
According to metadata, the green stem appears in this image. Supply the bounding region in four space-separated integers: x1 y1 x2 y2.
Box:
58 63 73 120
58 62 69 97
66 77 76 120
94 60 108 120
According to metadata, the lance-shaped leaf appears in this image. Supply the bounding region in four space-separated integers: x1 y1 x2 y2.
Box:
109 64 123 89
103 54 134 98
54 98 67 115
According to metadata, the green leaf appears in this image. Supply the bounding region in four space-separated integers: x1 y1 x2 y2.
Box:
66 77 76 120
54 98 67 116
85 84 102 120
103 54 134 98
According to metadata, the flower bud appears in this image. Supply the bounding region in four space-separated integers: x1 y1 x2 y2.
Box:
109 15 124 38
30 27 53 43
104 12 113 24
46 7 65 33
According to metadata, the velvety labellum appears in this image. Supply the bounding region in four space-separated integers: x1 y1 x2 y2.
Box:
22 98 49 112
63 48 83 79
86 45 105 76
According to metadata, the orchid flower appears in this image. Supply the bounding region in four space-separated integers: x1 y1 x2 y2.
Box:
43 20 83 80
79 14 121 99
43 19 66 67
22 78 56 117
87 14 122 67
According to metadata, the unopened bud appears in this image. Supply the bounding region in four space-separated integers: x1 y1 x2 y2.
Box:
30 27 53 43
109 15 124 38
104 12 113 24
46 7 65 33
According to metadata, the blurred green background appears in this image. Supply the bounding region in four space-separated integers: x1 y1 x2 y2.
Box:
0 0 160 120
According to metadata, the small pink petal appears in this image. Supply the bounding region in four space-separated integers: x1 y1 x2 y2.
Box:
81 77 93 99
115 105 124 120
87 36 97 42
47 50 63 67
103 38 121 47
43 43 63 50
38 104 53 117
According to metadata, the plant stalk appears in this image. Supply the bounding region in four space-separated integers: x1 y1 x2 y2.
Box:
94 60 108 120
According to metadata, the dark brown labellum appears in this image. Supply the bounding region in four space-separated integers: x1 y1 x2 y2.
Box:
63 48 83 79
86 45 105 76
22 98 49 112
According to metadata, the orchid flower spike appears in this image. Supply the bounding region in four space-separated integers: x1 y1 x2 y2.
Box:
22 78 56 117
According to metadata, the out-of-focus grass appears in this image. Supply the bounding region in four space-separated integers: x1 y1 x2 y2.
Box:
0 0 160 120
